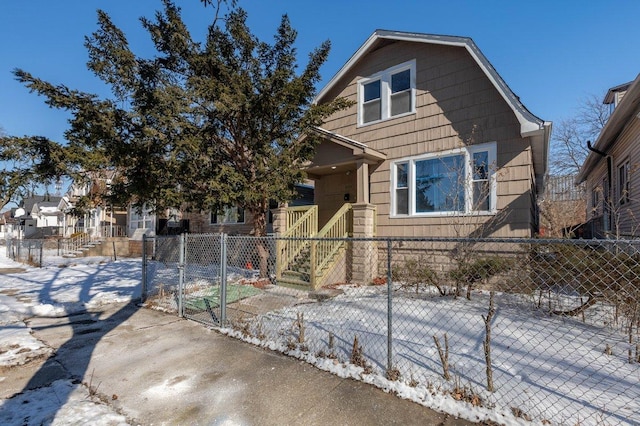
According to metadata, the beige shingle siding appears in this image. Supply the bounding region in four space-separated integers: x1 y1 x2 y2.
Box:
319 40 536 238
608 116 640 236
314 173 357 228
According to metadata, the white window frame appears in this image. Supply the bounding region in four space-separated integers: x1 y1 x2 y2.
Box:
390 142 497 217
591 186 600 217
129 204 155 230
617 160 630 205
358 59 416 126
210 206 245 225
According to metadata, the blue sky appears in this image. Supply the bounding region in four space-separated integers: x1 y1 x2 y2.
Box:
1 0 640 144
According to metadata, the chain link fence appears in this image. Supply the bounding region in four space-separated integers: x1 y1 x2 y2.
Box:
142 235 640 425
5 238 58 266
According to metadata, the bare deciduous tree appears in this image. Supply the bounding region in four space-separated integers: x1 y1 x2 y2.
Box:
541 93 610 236
549 93 610 176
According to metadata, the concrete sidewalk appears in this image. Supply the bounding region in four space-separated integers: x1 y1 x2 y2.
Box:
6 302 477 425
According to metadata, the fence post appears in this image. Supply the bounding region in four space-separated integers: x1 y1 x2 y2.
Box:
178 233 185 318
39 242 43 268
310 239 317 289
387 238 393 372
141 234 147 302
220 233 227 325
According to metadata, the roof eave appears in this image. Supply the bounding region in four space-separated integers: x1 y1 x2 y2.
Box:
311 127 387 161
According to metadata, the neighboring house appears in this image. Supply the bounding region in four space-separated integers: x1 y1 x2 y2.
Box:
128 204 157 239
274 30 551 288
0 210 20 239
604 80 633 115
14 195 63 238
576 74 640 238
181 183 315 235
62 172 128 238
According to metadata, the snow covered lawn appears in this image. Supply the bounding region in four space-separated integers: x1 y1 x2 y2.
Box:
218 284 640 425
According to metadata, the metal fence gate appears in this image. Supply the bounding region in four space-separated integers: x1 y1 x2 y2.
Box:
142 234 277 326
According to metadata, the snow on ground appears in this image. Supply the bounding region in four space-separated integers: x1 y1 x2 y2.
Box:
214 283 640 426
0 380 129 426
142 256 640 425
0 250 140 425
0 379 129 426
2 247 638 425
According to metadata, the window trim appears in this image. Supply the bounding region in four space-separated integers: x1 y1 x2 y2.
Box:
390 142 498 218
591 186 600 217
129 204 155 230
357 59 416 126
210 206 245 225
617 160 630 205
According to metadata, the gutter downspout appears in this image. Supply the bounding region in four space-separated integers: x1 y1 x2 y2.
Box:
587 140 613 235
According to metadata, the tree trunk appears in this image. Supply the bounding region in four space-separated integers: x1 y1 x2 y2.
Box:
433 333 450 381
251 203 269 279
482 291 496 392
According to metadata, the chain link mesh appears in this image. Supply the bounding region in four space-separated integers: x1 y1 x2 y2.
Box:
4 238 54 267
143 235 640 425
6 236 117 267
142 235 180 311
182 234 223 324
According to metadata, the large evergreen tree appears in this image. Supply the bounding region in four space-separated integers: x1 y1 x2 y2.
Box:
11 0 348 235
0 129 68 211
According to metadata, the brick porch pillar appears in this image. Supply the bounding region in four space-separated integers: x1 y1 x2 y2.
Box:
351 203 377 285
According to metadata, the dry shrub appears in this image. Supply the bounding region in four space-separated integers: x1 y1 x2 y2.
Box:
385 367 401 381
350 335 373 374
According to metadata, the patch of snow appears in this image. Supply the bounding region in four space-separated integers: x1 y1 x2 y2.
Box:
0 319 52 367
0 254 141 369
0 379 129 425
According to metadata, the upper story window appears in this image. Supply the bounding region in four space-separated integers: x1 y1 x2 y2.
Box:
618 160 630 205
358 60 416 126
391 142 497 217
210 206 244 224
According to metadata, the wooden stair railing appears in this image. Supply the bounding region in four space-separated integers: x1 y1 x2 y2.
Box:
310 203 353 288
276 206 318 281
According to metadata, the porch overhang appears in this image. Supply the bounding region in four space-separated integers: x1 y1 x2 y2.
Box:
303 127 387 177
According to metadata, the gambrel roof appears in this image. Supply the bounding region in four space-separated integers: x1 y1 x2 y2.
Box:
315 30 551 189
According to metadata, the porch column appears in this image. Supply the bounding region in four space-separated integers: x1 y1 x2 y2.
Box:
356 160 370 204
351 203 378 285
271 202 288 235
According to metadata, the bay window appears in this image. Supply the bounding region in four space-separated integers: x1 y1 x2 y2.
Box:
391 142 497 216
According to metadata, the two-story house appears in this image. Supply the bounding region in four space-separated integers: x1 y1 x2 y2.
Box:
274 30 551 287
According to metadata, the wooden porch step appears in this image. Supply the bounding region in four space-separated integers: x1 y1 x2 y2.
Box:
276 275 311 290
282 270 310 281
